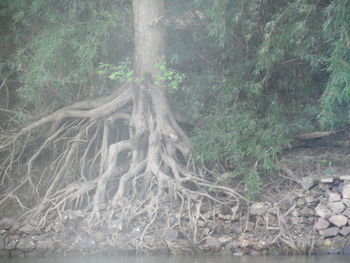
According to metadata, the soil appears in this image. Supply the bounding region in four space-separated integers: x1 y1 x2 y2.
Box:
1 140 350 257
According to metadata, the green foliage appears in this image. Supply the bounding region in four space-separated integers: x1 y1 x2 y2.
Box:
155 61 184 92
318 0 350 129
1 0 132 116
1 0 349 198
14 111 29 125
179 0 344 198
98 60 134 84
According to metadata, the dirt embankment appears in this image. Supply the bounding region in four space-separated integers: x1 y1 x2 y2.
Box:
1 145 350 257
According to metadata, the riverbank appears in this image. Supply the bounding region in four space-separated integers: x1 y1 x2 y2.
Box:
1 146 350 257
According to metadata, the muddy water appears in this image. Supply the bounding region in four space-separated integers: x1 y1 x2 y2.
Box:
2 255 350 263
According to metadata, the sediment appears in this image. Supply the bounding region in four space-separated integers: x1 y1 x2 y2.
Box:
2 147 350 258
1 176 350 257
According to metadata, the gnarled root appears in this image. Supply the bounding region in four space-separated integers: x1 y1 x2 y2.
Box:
0 83 245 248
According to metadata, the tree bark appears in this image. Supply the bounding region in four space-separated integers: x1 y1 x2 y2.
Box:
133 0 165 77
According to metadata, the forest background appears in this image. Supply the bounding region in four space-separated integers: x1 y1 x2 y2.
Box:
0 0 349 202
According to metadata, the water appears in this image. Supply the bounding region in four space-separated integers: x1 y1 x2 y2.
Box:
1 255 350 263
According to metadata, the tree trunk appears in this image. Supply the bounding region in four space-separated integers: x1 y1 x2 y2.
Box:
133 0 165 77
0 0 244 248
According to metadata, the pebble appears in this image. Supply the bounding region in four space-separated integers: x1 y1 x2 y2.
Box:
320 177 334 183
16 237 36 252
314 218 330 230
340 175 350 181
319 227 340 237
342 184 350 199
342 208 350 218
218 235 232 244
0 218 15 231
328 201 346 214
296 198 306 207
301 176 315 190
328 192 341 202
342 199 350 207
250 202 269 216
300 207 314 217
231 221 242 234
340 227 350 237
329 215 348 227
315 205 332 218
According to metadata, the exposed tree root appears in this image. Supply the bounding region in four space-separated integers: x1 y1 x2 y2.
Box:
0 82 246 248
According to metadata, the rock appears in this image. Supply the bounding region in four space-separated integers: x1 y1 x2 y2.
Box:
197 220 206 227
319 183 332 190
279 196 295 210
290 216 302 225
203 227 211 235
218 235 232 244
328 201 346 214
249 249 262 256
10 249 25 258
94 231 106 242
300 176 315 190
36 240 54 254
202 211 213 220
342 207 350 217
328 192 341 202
0 235 5 250
332 186 342 194
342 184 350 199
19 224 40 235
0 250 9 257
0 218 15 230
16 237 36 252
218 213 232 220
315 218 330 230
25 250 39 257
241 238 250 248
162 228 182 241
300 207 314 217
303 224 314 232
51 222 63 233
340 175 350 181
165 238 194 255
267 246 281 256
344 240 350 254
296 198 306 207
315 205 332 218
268 207 279 216
30 235 46 242
250 202 269 216
251 240 269 251
326 236 348 254
245 221 255 232
340 226 350 236
319 227 340 237
342 199 350 207
329 215 348 227
5 239 18 250
231 221 242 234
305 196 315 204
320 177 334 183
75 238 95 250
199 236 221 252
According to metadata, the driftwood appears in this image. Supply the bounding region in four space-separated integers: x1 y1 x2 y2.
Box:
294 131 341 140
289 130 349 149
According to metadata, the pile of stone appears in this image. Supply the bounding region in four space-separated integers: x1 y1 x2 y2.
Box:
314 178 350 238
0 219 58 258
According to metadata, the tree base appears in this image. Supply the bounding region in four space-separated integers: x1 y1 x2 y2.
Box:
0 83 245 246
